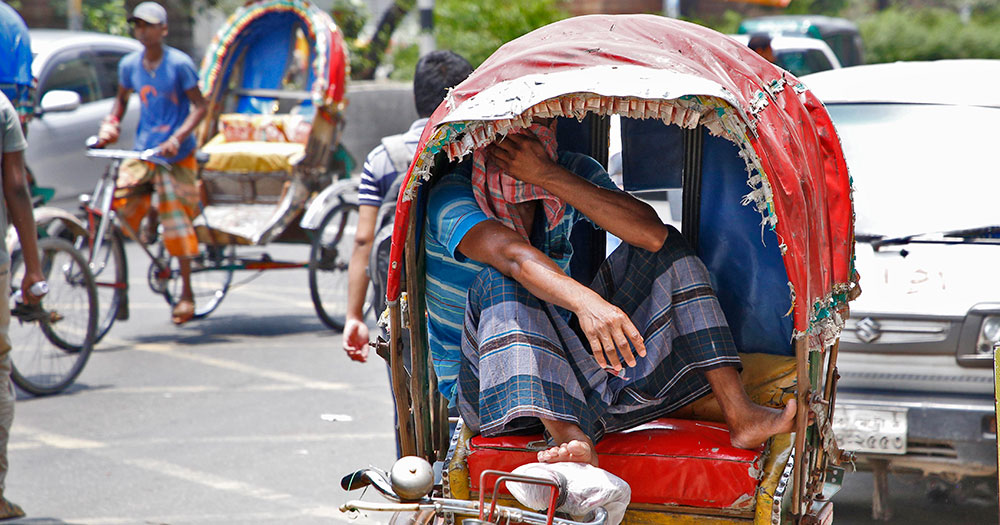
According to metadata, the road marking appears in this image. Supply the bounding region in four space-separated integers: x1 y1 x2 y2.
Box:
62 511 387 525
12 424 105 449
81 383 381 395
228 286 315 308
122 458 364 523
11 425 393 450
121 341 349 390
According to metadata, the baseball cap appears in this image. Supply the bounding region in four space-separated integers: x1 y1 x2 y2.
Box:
128 2 167 25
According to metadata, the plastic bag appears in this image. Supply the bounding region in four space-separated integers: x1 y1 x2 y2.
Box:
507 463 631 525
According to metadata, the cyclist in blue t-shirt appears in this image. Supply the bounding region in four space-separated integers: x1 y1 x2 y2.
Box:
95 2 207 325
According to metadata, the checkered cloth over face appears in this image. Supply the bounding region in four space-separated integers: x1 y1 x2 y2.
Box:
458 227 742 443
471 122 565 239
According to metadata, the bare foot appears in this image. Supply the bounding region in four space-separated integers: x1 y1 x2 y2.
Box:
536 439 598 466
728 399 798 449
171 298 195 325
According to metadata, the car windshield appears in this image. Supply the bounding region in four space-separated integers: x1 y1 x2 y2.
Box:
776 49 833 76
825 103 1000 240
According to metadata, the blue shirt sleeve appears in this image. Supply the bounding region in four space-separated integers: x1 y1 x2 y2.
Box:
118 54 136 91
175 52 199 92
427 172 489 263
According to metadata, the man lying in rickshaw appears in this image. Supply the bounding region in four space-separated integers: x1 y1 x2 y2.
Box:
426 119 797 467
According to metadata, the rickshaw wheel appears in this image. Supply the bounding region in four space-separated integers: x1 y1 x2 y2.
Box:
153 242 236 319
308 202 373 331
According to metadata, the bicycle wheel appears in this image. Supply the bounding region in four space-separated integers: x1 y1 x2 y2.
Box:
9 237 98 396
75 225 127 344
308 202 372 331
153 242 236 319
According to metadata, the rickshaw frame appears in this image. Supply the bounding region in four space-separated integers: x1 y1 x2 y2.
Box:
366 14 857 525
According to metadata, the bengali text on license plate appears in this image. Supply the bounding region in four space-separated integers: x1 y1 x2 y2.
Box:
832 404 907 455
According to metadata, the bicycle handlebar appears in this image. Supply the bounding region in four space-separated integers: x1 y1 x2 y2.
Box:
85 136 169 168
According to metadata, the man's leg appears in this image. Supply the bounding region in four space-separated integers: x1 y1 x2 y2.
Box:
459 266 602 465
0 266 24 519
154 159 200 324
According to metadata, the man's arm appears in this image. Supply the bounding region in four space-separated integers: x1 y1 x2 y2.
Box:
458 221 646 372
2 150 43 303
158 86 207 158
342 204 379 362
489 134 668 251
95 86 132 147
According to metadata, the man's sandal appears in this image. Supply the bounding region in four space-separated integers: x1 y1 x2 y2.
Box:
0 497 25 521
172 299 195 325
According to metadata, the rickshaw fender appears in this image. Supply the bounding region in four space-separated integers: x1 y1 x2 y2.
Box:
300 178 360 231
33 207 88 239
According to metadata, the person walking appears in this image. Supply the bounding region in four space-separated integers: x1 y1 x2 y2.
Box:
0 90 46 520
341 51 473 362
95 1 207 324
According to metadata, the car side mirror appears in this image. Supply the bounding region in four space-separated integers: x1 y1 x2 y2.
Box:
38 90 82 115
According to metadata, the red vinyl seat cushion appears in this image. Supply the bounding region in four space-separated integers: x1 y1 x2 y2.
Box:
466 418 765 509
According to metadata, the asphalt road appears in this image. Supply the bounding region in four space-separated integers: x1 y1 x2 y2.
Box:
7 243 997 524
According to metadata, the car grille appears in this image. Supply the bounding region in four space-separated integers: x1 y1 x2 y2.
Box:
842 318 951 345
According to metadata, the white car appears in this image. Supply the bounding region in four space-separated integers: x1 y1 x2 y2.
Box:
729 34 841 77
27 29 142 209
803 60 1000 508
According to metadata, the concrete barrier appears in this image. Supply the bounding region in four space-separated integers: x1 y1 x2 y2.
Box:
341 81 420 173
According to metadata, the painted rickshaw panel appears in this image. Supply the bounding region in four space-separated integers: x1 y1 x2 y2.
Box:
385 15 855 347
198 0 347 112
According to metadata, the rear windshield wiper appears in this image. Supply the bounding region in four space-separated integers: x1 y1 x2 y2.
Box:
858 226 1000 249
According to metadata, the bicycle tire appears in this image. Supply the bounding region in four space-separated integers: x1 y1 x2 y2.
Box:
308 202 372 331
75 225 127 344
10 237 98 396
154 242 236 319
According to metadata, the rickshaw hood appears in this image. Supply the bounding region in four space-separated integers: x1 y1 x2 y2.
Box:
387 14 854 344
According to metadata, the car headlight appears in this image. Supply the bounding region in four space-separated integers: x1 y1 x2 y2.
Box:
976 316 1000 354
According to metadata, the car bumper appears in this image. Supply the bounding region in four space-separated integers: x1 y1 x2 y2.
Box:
836 389 997 478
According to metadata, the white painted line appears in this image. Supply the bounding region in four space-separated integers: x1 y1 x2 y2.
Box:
122 458 368 524
125 342 349 390
12 424 105 449
228 286 315 308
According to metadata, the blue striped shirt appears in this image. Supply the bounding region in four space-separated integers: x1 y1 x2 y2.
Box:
425 152 618 404
358 118 427 208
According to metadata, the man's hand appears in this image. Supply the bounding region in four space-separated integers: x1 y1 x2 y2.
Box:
158 136 181 158
18 271 45 305
343 318 370 362
575 296 647 372
487 134 558 187
96 115 120 148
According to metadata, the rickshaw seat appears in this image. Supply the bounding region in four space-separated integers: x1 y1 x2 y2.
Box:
463 352 796 509
467 418 764 509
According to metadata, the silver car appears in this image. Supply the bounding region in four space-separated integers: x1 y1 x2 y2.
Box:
803 60 1000 512
27 29 142 209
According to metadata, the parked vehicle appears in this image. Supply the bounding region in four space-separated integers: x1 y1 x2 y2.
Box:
803 59 1000 518
344 14 857 525
729 34 841 76
739 15 864 67
27 29 142 209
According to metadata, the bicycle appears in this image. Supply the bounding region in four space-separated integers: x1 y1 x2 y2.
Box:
79 145 234 341
8 236 98 395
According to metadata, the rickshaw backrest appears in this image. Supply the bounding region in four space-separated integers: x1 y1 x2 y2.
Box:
232 14 314 114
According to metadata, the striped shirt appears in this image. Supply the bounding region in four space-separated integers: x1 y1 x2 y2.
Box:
425 152 618 404
358 118 428 207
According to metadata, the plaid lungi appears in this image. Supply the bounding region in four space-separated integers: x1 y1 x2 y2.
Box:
113 156 201 258
458 226 742 442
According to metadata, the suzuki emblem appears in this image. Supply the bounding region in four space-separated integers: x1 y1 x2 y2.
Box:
856 317 882 344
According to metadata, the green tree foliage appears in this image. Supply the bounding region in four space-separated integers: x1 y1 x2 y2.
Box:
387 0 568 80
860 6 1000 62
82 0 129 35
433 0 569 68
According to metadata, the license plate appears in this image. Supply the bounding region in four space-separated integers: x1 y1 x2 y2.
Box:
832 404 908 455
